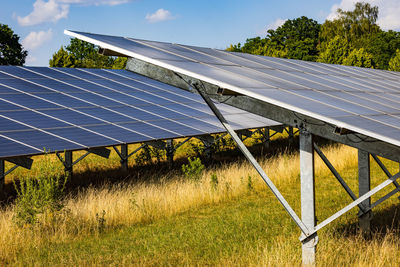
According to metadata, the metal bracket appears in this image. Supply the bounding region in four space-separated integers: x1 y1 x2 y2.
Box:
147 140 167 150
7 156 33 170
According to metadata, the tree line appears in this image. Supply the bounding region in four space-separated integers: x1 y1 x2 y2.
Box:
227 2 400 71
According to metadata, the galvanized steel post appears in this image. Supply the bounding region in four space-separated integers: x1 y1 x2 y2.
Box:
358 150 372 234
0 159 4 190
121 144 128 172
65 151 73 180
166 140 174 168
300 130 317 266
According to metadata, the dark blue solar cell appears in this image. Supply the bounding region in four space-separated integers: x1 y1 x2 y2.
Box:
84 124 152 143
5 130 81 152
0 110 70 129
26 67 81 80
117 121 178 139
0 93 60 110
36 93 97 108
0 77 53 93
0 98 25 111
0 66 44 79
28 78 85 93
0 84 26 94
133 105 189 120
149 119 204 136
41 108 106 125
75 107 138 123
112 106 164 121
47 127 120 147
65 92 120 106
0 116 32 132
0 135 41 157
175 118 223 133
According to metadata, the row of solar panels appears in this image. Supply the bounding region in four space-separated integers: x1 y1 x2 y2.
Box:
64 30 400 149
0 66 279 158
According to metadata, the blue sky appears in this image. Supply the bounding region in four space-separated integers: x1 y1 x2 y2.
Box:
1 0 400 66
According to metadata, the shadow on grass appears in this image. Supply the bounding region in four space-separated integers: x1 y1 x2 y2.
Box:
332 203 400 239
0 135 332 205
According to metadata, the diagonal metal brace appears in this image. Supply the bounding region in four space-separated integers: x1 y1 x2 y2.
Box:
300 171 400 241
193 83 311 236
314 143 368 214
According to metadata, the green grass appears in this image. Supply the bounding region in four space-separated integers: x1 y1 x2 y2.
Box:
10 154 400 266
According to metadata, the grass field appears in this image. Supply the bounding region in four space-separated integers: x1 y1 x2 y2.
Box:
1 134 400 266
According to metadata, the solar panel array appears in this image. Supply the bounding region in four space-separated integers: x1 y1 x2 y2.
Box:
65 30 400 148
0 66 278 158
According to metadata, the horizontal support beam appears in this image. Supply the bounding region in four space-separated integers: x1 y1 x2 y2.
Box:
87 147 110 159
6 156 33 170
126 58 400 162
98 47 128 57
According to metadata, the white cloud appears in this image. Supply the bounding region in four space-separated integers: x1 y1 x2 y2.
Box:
22 29 53 51
17 0 132 26
25 55 38 65
327 0 400 30
267 18 287 31
145 8 175 23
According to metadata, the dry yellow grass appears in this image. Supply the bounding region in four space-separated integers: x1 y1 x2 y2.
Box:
1 142 400 265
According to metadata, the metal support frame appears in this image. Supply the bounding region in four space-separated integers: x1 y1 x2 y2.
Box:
0 160 4 190
358 150 372 233
0 157 33 189
300 131 317 265
190 83 400 265
288 126 294 144
56 148 110 179
166 140 174 168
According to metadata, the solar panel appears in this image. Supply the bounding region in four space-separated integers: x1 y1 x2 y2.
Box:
63 30 400 148
0 65 279 158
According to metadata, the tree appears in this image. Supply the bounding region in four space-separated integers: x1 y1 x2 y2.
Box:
0 24 27 65
317 36 351 64
319 2 380 52
265 16 321 61
388 49 400 72
49 47 75 68
365 31 400 69
342 48 374 68
49 38 127 69
227 16 321 61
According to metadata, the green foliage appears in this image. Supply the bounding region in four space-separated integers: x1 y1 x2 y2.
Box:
49 46 76 68
49 38 127 69
181 157 205 181
0 24 27 65
365 31 400 69
388 49 400 72
265 16 321 61
228 2 400 70
247 175 254 192
134 145 166 166
210 173 218 191
317 36 351 64
319 2 380 51
343 48 374 68
13 155 67 226
95 210 106 234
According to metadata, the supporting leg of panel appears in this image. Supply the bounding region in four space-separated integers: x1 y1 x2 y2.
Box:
121 144 128 173
0 159 4 191
166 140 174 168
264 127 270 149
358 150 372 234
289 126 294 144
300 131 317 266
65 151 73 180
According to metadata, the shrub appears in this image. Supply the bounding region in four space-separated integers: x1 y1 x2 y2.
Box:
13 155 67 227
181 157 205 181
